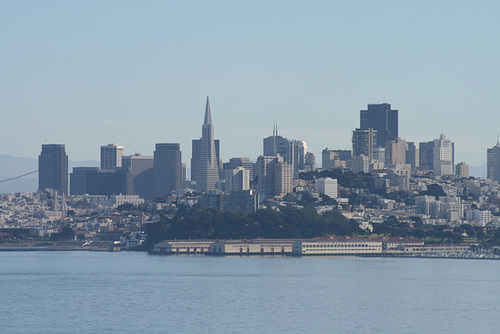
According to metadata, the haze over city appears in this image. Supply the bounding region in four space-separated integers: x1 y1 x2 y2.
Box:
1 1 499 167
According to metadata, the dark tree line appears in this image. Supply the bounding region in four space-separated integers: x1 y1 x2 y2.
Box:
142 206 362 250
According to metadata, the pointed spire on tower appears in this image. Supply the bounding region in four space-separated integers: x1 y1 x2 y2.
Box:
204 96 212 125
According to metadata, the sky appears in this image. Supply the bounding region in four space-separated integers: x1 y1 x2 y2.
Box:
1 1 499 168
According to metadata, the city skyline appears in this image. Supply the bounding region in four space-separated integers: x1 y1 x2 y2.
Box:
1 1 499 166
26 99 496 171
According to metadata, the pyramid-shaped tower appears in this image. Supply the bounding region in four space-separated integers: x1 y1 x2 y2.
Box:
195 97 220 191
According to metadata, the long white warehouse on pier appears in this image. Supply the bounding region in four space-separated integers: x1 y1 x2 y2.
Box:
292 237 383 256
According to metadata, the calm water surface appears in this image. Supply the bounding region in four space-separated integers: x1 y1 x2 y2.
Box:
0 252 498 333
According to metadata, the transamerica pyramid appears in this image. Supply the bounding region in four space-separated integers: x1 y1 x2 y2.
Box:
194 97 220 191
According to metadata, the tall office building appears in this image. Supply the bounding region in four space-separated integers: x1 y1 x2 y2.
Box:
360 103 398 148
154 143 182 196
122 154 155 200
223 157 255 181
38 144 68 195
225 167 250 192
100 144 124 169
293 140 308 172
433 134 454 177
256 155 293 199
455 162 469 179
385 138 406 166
487 142 500 182
263 127 308 177
419 140 434 172
406 142 419 171
351 155 370 173
352 128 377 159
70 167 132 196
373 147 386 168
263 126 292 159
304 152 316 171
193 97 220 191
191 138 220 182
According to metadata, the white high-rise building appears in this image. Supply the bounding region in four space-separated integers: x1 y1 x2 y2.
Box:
225 167 250 193
433 134 454 177
315 177 338 199
256 155 293 199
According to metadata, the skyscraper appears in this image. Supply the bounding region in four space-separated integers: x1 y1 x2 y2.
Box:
433 134 454 177
223 157 255 181
352 128 377 159
263 127 308 177
122 154 155 200
487 142 500 182
256 155 292 199
385 137 406 166
154 143 182 196
193 97 220 191
191 138 220 182
455 162 469 179
419 140 434 172
38 144 68 195
225 167 250 193
406 142 419 171
360 103 398 148
100 144 124 169
304 152 316 171
263 126 293 163
70 167 132 196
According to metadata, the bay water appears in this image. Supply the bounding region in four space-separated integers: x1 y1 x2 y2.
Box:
0 251 498 333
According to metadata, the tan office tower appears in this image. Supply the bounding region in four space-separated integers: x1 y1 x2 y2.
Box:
100 144 124 169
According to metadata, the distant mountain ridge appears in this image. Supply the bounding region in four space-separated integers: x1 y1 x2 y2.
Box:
469 163 487 179
0 154 98 194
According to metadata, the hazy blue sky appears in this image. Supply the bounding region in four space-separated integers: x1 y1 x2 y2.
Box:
1 1 499 167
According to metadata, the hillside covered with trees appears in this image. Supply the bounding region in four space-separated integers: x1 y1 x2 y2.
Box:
142 206 360 250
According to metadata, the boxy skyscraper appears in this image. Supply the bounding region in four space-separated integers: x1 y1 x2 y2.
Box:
38 144 68 195
360 103 398 148
154 143 182 196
